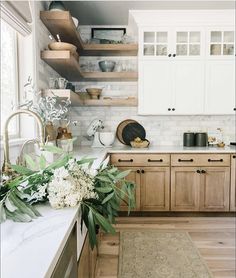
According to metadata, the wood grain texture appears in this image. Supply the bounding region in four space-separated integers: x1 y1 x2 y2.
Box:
40 11 138 56
171 167 200 211
199 167 230 211
140 167 170 211
171 154 230 167
41 50 138 81
110 153 170 167
230 155 236 211
95 217 236 278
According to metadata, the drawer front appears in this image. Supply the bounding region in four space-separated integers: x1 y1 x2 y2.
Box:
110 153 170 166
171 154 230 166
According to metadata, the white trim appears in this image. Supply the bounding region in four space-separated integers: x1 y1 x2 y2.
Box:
0 138 29 149
0 1 31 36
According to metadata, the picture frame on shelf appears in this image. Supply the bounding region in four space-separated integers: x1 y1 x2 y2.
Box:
91 28 126 43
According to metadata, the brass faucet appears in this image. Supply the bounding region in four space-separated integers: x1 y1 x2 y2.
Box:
2 109 45 173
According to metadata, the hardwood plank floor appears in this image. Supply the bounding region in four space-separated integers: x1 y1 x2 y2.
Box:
95 217 236 278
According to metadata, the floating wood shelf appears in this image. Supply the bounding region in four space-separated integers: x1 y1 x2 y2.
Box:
41 50 138 81
43 90 138 107
40 11 138 56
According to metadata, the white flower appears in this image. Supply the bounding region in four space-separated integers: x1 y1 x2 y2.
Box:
47 162 97 209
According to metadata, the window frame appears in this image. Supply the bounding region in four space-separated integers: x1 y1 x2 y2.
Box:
1 19 20 139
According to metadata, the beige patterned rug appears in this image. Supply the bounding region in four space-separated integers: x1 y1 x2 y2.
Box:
118 231 213 278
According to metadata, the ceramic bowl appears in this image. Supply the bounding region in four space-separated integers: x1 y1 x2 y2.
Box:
99 132 115 147
98 60 116 72
86 88 103 99
48 42 77 53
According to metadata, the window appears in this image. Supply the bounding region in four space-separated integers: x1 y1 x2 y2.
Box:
1 19 19 137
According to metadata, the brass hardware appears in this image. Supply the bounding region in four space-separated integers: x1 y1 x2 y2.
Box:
2 109 45 173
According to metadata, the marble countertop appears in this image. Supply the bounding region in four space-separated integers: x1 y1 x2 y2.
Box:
1 144 235 278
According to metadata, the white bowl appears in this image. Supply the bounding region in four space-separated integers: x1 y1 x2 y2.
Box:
99 132 115 147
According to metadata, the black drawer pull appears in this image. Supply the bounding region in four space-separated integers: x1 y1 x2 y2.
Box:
208 159 223 162
118 159 133 163
178 159 193 162
148 159 163 162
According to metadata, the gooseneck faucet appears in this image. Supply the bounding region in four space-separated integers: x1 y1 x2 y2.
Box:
2 109 45 173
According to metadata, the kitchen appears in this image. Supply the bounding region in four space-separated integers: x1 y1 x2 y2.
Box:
0 1 235 278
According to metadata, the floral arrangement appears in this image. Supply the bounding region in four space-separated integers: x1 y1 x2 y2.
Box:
0 146 135 248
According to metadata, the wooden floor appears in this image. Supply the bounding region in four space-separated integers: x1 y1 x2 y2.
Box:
95 217 236 278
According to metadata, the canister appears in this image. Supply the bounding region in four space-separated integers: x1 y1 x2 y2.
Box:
195 132 208 147
183 132 195 147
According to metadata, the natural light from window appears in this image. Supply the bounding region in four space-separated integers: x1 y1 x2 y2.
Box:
1 19 19 137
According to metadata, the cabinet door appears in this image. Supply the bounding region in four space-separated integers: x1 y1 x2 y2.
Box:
205 60 235 114
77 235 90 278
52 224 77 278
199 167 230 211
173 28 204 59
230 155 236 211
117 167 141 211
172 61 205 114
139 60 173 115
171 167 200 211
140 167 170 211
141 29 171 59
207 29 235 58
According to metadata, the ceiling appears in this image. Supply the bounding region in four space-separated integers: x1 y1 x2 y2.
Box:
64 1 235 25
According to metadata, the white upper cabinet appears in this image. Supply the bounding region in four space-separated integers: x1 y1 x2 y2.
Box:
137 11 235 115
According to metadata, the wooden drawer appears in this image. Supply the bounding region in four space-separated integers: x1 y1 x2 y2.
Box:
110 153 170 166
171 154 230 167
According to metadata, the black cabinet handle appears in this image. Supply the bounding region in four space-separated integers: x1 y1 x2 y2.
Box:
172 108 175 111
141 170 145 174
233 155 236 159
234 108 236 111
196 170 201 173
148 159 163 162
137 170 140 173
118 159 133 163
168 108 171 111
173 54 176 57
208 159 223 162
168 54 172 57
201 170 206 174
178 159 194 162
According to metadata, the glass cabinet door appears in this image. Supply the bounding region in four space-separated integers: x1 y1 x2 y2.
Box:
209 30 235 56
174 31 202 57
143 30 169 57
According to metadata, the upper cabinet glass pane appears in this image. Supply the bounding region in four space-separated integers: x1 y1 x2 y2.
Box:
143 44 155 56
224 31 234 43
177 32 188 43
156 32 167 43
223 44 234 55
211 31 222 42
144 32 155 43
190 32 200 43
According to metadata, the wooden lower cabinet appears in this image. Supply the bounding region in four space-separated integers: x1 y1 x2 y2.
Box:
140 167 170 211
171 167 200 211
230 155 236 211
78 234 97 278
199 167 230 211
118 167 141 211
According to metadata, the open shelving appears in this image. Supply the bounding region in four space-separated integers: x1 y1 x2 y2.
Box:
41 50 138 81
44 89 138 107
40 11 138 56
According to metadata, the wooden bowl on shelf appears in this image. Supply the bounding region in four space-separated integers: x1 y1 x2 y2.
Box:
48 42 77 53
86 88 103 99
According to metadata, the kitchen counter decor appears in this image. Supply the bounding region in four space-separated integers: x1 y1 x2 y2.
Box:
0 145 135 249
